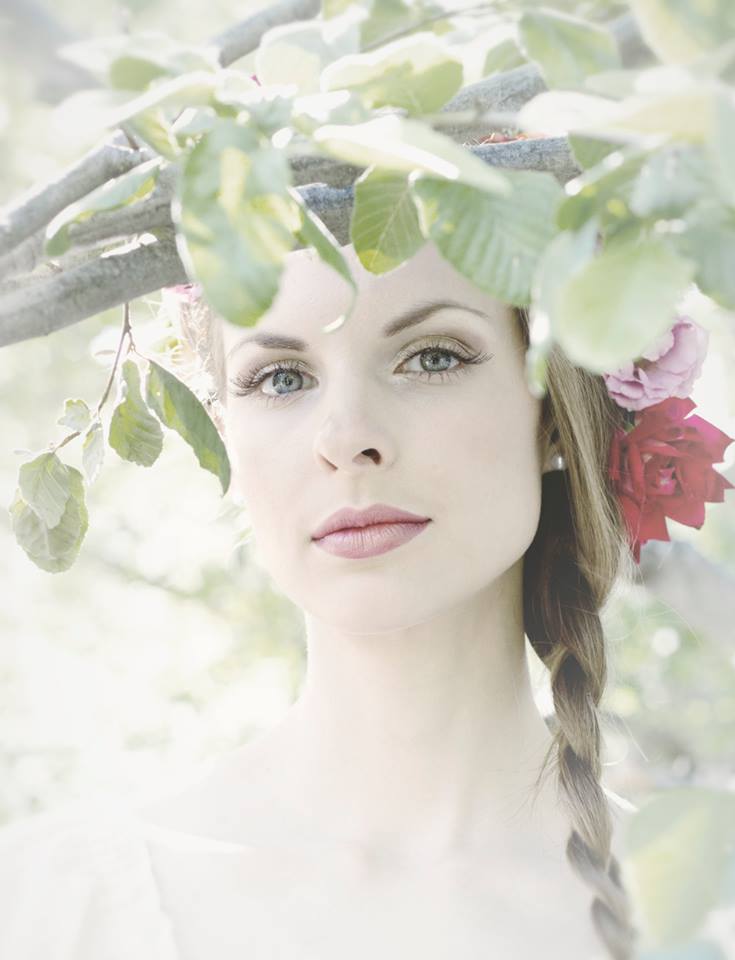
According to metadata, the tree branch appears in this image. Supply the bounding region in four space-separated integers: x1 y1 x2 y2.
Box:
0 6 646 347
212 0 322 68
0 136 579 346
0 131 153 261
437 11 654 141
0 230 187 346
2 7 646 271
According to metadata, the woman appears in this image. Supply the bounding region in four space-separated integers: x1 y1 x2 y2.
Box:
0 239 638 960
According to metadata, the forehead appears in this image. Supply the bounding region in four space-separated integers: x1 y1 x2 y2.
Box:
219 240 514 356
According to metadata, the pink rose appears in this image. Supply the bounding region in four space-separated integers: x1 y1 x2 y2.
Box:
603 316 709 412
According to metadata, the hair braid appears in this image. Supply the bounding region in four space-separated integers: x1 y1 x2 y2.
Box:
526 516 637 959
518 313 641 960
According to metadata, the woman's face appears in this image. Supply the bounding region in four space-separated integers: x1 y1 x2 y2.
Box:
220 240 547 632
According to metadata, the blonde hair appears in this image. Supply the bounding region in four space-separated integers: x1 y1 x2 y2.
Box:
173 290 640 959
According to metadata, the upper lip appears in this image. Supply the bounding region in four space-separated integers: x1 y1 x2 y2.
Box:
311 503 431 540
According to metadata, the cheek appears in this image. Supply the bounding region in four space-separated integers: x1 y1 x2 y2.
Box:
425 393 543 564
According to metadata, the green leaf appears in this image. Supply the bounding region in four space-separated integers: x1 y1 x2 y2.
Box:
145 359 230 495
557 146 650 231
321 34 463 115
674 200 735 310
58 32 220 89
360 0 430 50
629 144 713 219
18 452 72 528
518 9 621 90
525 217 600 395
482 36 526 77
552 237 695 373
174 117 298 328
626 787 735 948
126 109 182 161
254 18 360 94
291 89 375 136
82 422 105 485
57 399 92 432
312 114 511 196
322 0 353 17
109 56 170 91
289 184 358 320
45 157 163 256
350 166 426 273
108 359 165 467
411 168 563 306
629 0 735 65
102 71 219 131
520 84 717 143
568 134 618 169
9 466 88 573
534 217 599 326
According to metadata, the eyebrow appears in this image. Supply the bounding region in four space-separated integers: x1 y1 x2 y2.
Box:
225 298 490 361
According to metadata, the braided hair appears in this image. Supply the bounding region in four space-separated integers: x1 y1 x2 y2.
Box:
517 307 641 959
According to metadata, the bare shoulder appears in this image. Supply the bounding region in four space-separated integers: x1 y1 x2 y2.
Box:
132 740 283 843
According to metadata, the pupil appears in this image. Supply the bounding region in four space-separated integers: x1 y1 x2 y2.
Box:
274 370 299 393
425 350 449 371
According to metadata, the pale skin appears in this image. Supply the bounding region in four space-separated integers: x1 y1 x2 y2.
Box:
138 241 618 958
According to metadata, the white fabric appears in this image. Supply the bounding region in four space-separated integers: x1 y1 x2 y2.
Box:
0 789 639 959
0 800 181 960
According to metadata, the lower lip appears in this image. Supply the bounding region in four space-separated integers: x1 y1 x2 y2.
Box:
312 520 431 559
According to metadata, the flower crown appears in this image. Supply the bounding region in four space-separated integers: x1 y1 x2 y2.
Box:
168 88 734 565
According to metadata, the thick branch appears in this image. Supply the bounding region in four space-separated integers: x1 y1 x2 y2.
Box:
438 11 653 142
1 10 643 271
0 131 153 261
212 0 322 67
0 231 188 346
0 136 578 345
0 6 641 342
0 135 577 288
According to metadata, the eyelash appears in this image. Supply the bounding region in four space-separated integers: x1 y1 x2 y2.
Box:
228 337 493 406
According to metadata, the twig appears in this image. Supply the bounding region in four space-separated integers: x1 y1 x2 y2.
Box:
51 302 135 453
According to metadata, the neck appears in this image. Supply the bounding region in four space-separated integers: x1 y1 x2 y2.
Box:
257 560 564 867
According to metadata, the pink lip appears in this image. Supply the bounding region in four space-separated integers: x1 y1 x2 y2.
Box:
311 502 431 540
312 520 431 559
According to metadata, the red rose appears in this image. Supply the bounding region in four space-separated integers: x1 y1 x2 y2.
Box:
608 396 734 563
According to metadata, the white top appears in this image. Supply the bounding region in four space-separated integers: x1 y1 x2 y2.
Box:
0 799 184 960
0 791 640 960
